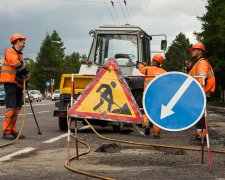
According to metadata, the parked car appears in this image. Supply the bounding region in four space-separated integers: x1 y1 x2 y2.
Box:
29 90 42 102
25 90 34 103
0 85 5 105
52 89 60 101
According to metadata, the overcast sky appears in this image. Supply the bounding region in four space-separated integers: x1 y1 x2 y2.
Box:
0 0 206 59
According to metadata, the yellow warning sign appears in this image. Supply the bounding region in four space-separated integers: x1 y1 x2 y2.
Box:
69 59 142 123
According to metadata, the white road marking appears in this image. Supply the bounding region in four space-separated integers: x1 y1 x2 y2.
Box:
42 133 68 144
0 111 51 118
26 103 55 106
78 125 90 130
0 133 67 161
0 133 67 162
0 102 54 109
37 111 50 114
160 76 193 119
0 147 35 162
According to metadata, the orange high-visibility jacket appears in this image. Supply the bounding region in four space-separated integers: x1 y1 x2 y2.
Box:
138 64 166 89
189 57 215 94
0 48 24 83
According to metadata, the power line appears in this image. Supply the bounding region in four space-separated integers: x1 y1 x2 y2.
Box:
61 0 105 3
61 0 121 3
61 0 125 25
123 0 131 23
102 0 117 24
118 0 128 23
111 1 120 25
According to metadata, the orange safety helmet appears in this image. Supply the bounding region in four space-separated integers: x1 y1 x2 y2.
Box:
189 42 205 52
152 54 164 64
10 33 26 44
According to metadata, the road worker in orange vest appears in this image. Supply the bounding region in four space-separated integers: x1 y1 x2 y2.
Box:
0 33 30 140
136 54 166 138
186 42 215 140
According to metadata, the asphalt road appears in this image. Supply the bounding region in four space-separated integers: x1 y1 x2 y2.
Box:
0 101 225 180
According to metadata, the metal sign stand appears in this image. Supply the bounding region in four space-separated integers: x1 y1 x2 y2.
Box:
71 74 79 160
205 107 212 172
66 74 79 165
194 75 212 172
67 116 71 165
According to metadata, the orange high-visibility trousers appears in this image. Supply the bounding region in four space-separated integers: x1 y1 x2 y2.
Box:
3 109 15 134
142 114 150 127
152 125 161 137
11 108 21 133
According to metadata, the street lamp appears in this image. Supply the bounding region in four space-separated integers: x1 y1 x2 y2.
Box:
173 41 188 73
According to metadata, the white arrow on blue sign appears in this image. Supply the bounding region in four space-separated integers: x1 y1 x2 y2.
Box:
143 72 206 131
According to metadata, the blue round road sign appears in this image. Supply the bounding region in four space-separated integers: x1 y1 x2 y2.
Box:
143 72 206 131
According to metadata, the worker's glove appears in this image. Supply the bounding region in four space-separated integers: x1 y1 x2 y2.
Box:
25 73 31 81
136 61 142 68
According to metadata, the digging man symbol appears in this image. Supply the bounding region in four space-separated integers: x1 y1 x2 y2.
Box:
93 81 131 115
93 81 117 112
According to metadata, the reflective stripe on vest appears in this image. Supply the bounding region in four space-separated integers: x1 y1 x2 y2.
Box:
6 108 16 111
2 63 10 67
0 70 17 74
4 115 13 119
2 62 22 68
191 73 214 77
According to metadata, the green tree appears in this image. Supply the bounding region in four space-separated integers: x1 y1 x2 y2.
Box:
163 33 191 72
80 53 88 63
32 30 65 93
61 52 81 74
195 0 225 100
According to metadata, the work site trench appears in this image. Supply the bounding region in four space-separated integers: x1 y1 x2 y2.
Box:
63 116 225 180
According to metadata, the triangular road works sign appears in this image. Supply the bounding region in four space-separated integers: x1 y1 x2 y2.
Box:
69 59 143 124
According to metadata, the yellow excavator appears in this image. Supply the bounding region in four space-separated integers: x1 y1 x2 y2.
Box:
54 25 167 131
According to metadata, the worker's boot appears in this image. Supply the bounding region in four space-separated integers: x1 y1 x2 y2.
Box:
11 132 25 139
195 116 206 141
143 126 151 136
142 114 150 135
3 109 15 140
196 129 206 141
3 133 15 140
